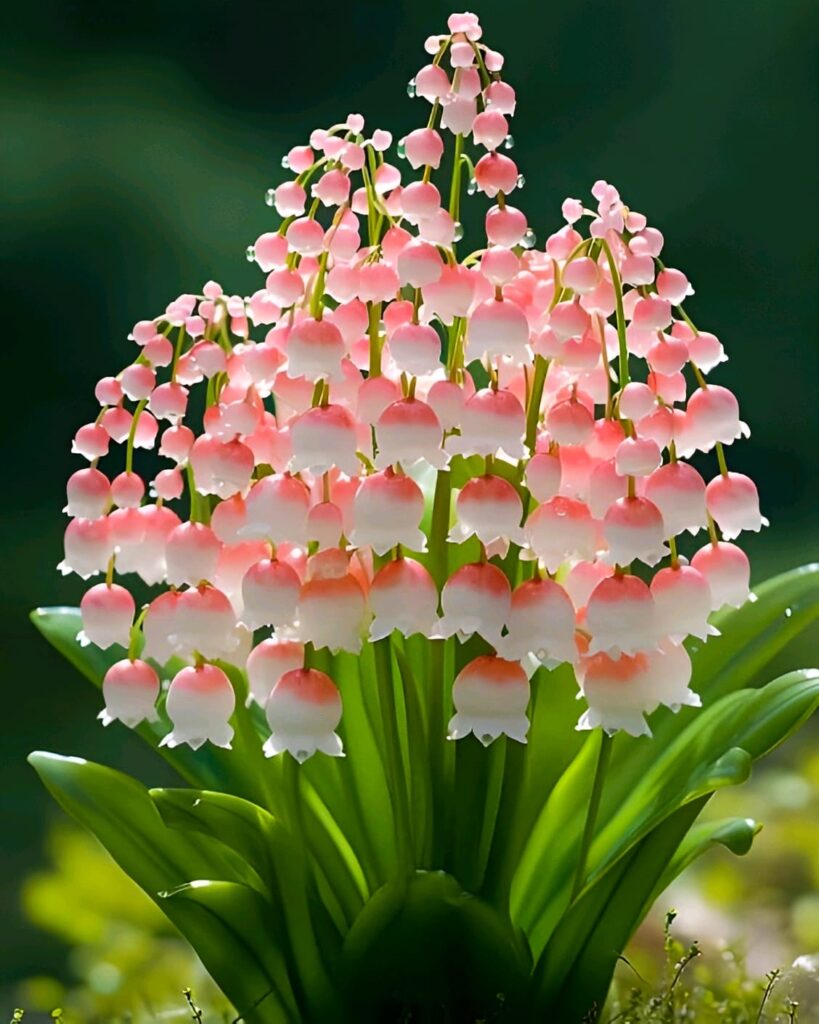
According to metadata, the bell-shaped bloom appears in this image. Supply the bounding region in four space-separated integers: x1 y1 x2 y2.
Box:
525 452 561 502
349 469 427 555
450 473 524 553
59 516 112 578
691 541 751 610
651 564 719 642
586 573 656 657
435 562 511 643
524 496 597 573
614 436 662 477
160 663 235 750
263 667 344 762
170 585 239 662
286 317 346 381
619 382 656 421
65 468 111 519
99 658 160 728
448 655 530 745
499 577 577 665
306 501 344 550
396 239 444 287
602 497 668 567
290 404 359 476
189 436 255 500
369 556 438 640
705 472 768 540
374 397 446 469
576 648 655 737
450 388 526 460
79 582 135 649
297 573 367 653
644 462 707 537
546 396 594 446
678 385 750 456
239 557 301 630
647 639 701 713
466 298 531 365
241 474 310 544
388 322 442 376
165 522 221 587
246 637 304 707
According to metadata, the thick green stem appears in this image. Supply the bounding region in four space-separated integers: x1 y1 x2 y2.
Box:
599 238 629 390
373 638 413 875
571 730 613 900
525 355 548 452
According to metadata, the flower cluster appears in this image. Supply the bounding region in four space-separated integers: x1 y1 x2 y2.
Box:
61 11 765 758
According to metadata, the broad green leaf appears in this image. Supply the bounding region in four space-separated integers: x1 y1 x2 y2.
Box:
27 753 296 1023
513 669 819 957
162 880 302 1024
153 789 340 1018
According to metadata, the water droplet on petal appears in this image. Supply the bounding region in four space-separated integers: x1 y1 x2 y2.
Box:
503 134 515 150
397 138 407 159
407 78 417 98
245 245 256 262
520 228 536 249
467 178 478 195
516 174 526 189
453 221 464 241
281 155 291 169
265 189 276 207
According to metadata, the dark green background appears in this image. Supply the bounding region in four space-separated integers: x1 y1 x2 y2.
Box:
1 0 816 991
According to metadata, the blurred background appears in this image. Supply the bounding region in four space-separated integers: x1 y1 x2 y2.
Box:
1 0 817 1017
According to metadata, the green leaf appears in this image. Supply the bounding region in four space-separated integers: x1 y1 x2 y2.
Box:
27 753 296 1024
162 880 302 1024
512 669 819 958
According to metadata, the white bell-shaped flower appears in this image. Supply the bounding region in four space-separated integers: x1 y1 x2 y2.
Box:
79 583 135 649
691 541 751 610
369 557 438 640
450 474 525 553
435 562 511 643
165 522 221 587
644 462 707 537
264 667 344 762
651 564 719 642
239 557 301 630
286 316 346 381
449 387 526 460
646 639 701 712
705 472 768 540
241 474 310 544
169 585 238 661
499 577 577 665
160 663 235 750
576 647 655 737
448 655 530 745
602 497 668 567
99 658 160 727
348 469 427 555
289 404 360 476
466 297 531 365
374 397 447 469
586 573 657 657
246 637 304 707
524 497 598 573
296 573 367 653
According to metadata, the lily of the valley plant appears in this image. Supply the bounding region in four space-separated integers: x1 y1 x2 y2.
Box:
31 12 819 1023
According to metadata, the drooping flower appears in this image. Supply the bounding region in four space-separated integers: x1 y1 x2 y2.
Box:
263 668 344 762
448 655 530 745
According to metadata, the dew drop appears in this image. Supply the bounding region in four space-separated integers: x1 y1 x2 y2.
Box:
785 606 793 617
407 78 417 98
264 188 276 207
281 155 291 170
397 138 407 159
503 134 515 150
516 174 526 189
245 245 256 263
521 228 537 249
453 221 464 241
480 732 494 747
467 177 478 195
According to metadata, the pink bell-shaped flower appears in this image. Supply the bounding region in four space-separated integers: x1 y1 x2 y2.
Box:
450 474 525 552
263 667 344 762
705 472 768 540
691 541 751 610
286 317 346 381
160 663 235 750
246 637 304 707
239 557 301 630
524 496 597 573
647 639 701 713
165 522 221 587
65 468 111 520
241 474 310 544
450 387 526 461
171 585 239 662
290 404 360 476
602 496 668 567
678 385 750 456
79 582 135 649
296 573 367 654
99 658 160 728
59 516 112 578
388 322 442 376
499 577 577 665
369 556 438 640
349 469 427 555
651 564 719 642
644 462 707 537
586 573 656 658
374 397 446 470
448 655 530 745
435 562 511 643
466 297 531 365
576 647 655 737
